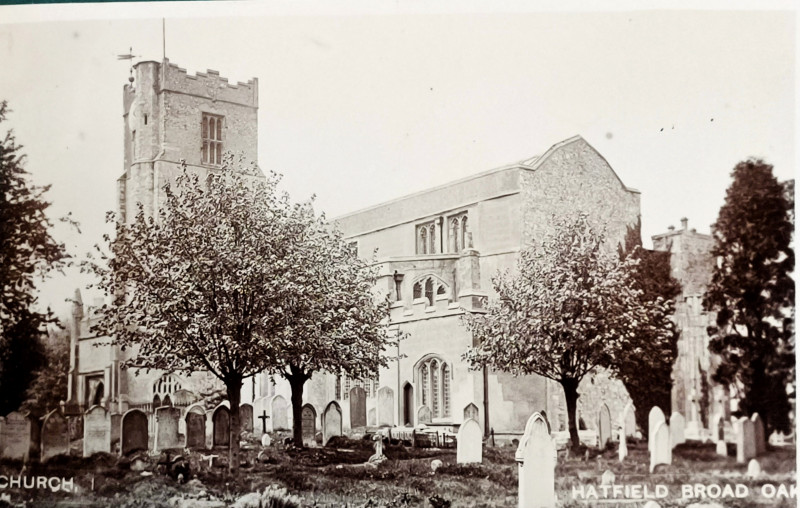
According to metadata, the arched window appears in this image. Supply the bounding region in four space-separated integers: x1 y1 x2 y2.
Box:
416 356 452 419
428 224 436 254
154 374 182 400
461 216 468 250
412 276 449 306
424 279 434 306
451 218 459 253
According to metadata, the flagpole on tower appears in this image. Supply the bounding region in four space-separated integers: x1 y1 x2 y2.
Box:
162 18 166 61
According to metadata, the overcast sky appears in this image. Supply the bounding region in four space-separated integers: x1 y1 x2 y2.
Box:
0 1 796 318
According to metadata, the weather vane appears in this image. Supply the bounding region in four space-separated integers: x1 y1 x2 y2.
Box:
117 47 140 84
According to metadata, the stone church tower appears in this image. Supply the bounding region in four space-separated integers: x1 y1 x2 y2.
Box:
67 60 259 415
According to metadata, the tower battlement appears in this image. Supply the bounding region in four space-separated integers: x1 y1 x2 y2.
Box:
127 59 258 109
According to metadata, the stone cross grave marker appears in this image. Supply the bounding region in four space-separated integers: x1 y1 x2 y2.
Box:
121 409 148 456
301 404 316 447
349 386 367 428
417 405 432 425
240 404 254 433
377 387 394 427
1 411 31 461
155 407 182 451
271 395 289 431
322 401 342 446
670 412 685 447
751 413 766 456
257 410 270 434
185 405 206 449
456 418 482 464
649 421 671 473
213 405 231 447
83 406 111 456
736 416 755 463
598 403 611 448
40 410 69 462
648 406 665 453
516 412 555 508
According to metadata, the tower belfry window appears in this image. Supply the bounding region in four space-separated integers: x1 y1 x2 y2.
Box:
202 113 223 166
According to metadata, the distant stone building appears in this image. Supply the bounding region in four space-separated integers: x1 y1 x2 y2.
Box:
652 218 726 434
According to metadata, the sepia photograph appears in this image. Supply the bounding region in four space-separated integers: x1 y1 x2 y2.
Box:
0 1 795 506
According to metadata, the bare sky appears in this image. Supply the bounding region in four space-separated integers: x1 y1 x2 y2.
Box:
0 1 796 317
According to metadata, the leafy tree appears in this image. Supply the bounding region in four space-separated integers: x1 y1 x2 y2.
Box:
615 221 681 436
22 324 69 418
88 159 389 473
464 214 675 449
0 100 68 415
703 159 794 435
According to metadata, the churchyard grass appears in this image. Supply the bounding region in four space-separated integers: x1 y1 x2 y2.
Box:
0 435 793 507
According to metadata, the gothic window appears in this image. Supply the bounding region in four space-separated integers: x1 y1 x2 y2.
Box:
413 282 422 300
461 216 469 250
448 212 469 252
417 355 452 419
343 376 351 399
424 279 434 306
202 113 223 166
154 374 182 401
416 221 436 255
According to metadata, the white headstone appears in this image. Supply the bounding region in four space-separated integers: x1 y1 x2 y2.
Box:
154 407 182 451
83 406 111 456
670 412 685 447
377 387 394 427
736 417 756 463
456 418 482 464
716 440 727 456
618 430 628 462
648 407 665 453
271 395 289 431
751 413 766 456
516 412 555 508
620 402 636 437
649 421 671 473
710 413 723 443
261 433 272 447
598 404 611 448
322 401 342 446
747 458 761 478
1 412 31 461
601 469 615 485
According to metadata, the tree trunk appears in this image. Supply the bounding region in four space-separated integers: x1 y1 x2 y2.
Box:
287 366 309 448
225 375 243 476
561 378 581 451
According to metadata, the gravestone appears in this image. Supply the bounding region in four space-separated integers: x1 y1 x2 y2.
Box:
620 402 636 437
464 403 479 422
377 387 394 427
716 440 727 456
271 395 289 431
213 405 231 447
649 421 671 473
711 413 724 442
516 412 555 508
40 410 69 462
598 404 611 448
322 401 342 446
121 409 148 456
1 412 31 461
618 430 628 462
240 403 254 433
736 417 755 463
368 408 377 427
747 458 761 478
670 412 685 447
301 404 316 447
110 413 122 451
185 406 206 449
417 405 432 425
751 413 766 456
84 406 111 456
648 406 665 452
154 407 181 451
349 387 367 428
456 418 482 464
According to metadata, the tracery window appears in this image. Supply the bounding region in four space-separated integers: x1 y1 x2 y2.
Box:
449 212 469 252
416 221 436 254
417 355 451 418
154 374 182 398
412 276 449 306
201 113 223 166
340 375 379 399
